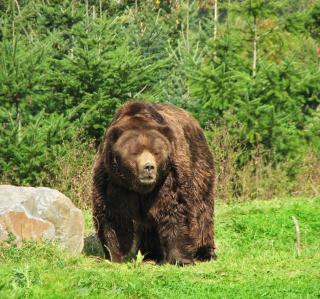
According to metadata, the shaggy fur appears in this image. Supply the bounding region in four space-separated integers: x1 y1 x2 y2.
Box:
92 101 216 265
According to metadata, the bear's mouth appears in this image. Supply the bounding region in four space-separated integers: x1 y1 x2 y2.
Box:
139 176 156 184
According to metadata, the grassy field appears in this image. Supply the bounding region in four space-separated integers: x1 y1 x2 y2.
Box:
0 197 319 298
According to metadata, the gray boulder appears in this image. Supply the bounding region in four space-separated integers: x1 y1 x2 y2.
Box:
0 185 84 255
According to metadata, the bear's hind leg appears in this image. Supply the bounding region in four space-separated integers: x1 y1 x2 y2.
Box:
194 207 216 261
135 225 164 262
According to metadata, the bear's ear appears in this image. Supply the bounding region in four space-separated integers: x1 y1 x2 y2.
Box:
107 126 124 144
158 125 175 143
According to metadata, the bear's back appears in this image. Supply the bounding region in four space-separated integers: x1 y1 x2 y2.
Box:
151 103 201 134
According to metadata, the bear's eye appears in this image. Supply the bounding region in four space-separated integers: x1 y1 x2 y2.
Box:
132 153 139 157
154 152 160 156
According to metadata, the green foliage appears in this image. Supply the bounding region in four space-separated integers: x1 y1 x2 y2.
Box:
41 3 171 140
224 0 284 19
161 1 207 109
0 0 319 199
0 105 92 186
186 1 320 160
0 4 53 118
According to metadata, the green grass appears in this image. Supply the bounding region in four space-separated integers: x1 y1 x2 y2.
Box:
0 197 319 298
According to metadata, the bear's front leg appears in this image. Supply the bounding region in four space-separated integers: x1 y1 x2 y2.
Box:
96 215 134 263
158 219 195 265
135 224 165 262
154 204 196 265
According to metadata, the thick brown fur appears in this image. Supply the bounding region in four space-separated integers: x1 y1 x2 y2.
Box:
92 101 216 265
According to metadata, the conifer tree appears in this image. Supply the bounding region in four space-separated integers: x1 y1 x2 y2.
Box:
0 1 54 140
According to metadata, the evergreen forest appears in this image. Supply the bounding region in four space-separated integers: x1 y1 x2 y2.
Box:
1 0 320 205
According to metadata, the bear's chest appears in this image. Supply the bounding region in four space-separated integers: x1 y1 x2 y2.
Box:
128 194 157 226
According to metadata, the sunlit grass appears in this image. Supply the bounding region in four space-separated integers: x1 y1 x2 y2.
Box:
0 197 319 298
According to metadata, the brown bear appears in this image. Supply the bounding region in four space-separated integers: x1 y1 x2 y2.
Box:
92 101 216 265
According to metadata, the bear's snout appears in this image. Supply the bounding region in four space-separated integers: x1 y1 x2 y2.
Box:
143 163 155 174
137 150 157 183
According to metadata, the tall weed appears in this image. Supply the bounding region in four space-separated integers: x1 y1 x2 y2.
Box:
34 122 320 206
293 148 320 197
208 119 319 202
2 117 319 208
38 131 96 209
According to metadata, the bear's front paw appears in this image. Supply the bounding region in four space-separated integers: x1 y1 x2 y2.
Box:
194 245 216 261
167 257 195 266
166 249 194 266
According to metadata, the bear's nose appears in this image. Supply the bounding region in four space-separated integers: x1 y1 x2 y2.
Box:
143 163 155 174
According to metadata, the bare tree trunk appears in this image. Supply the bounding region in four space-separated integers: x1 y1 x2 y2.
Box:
12 0 21 141
186 0 190 52
15 0 20 13
71 1 75 59
98 0 102 61
186 1 190 99
213 0 218 62
93 5 96 19
15 100 22 142
86 0 89 33
253 15 257 78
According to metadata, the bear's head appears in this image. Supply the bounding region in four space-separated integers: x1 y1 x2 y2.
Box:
105 124 174 194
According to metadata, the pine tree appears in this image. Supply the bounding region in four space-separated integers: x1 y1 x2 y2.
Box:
0 1 54 140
